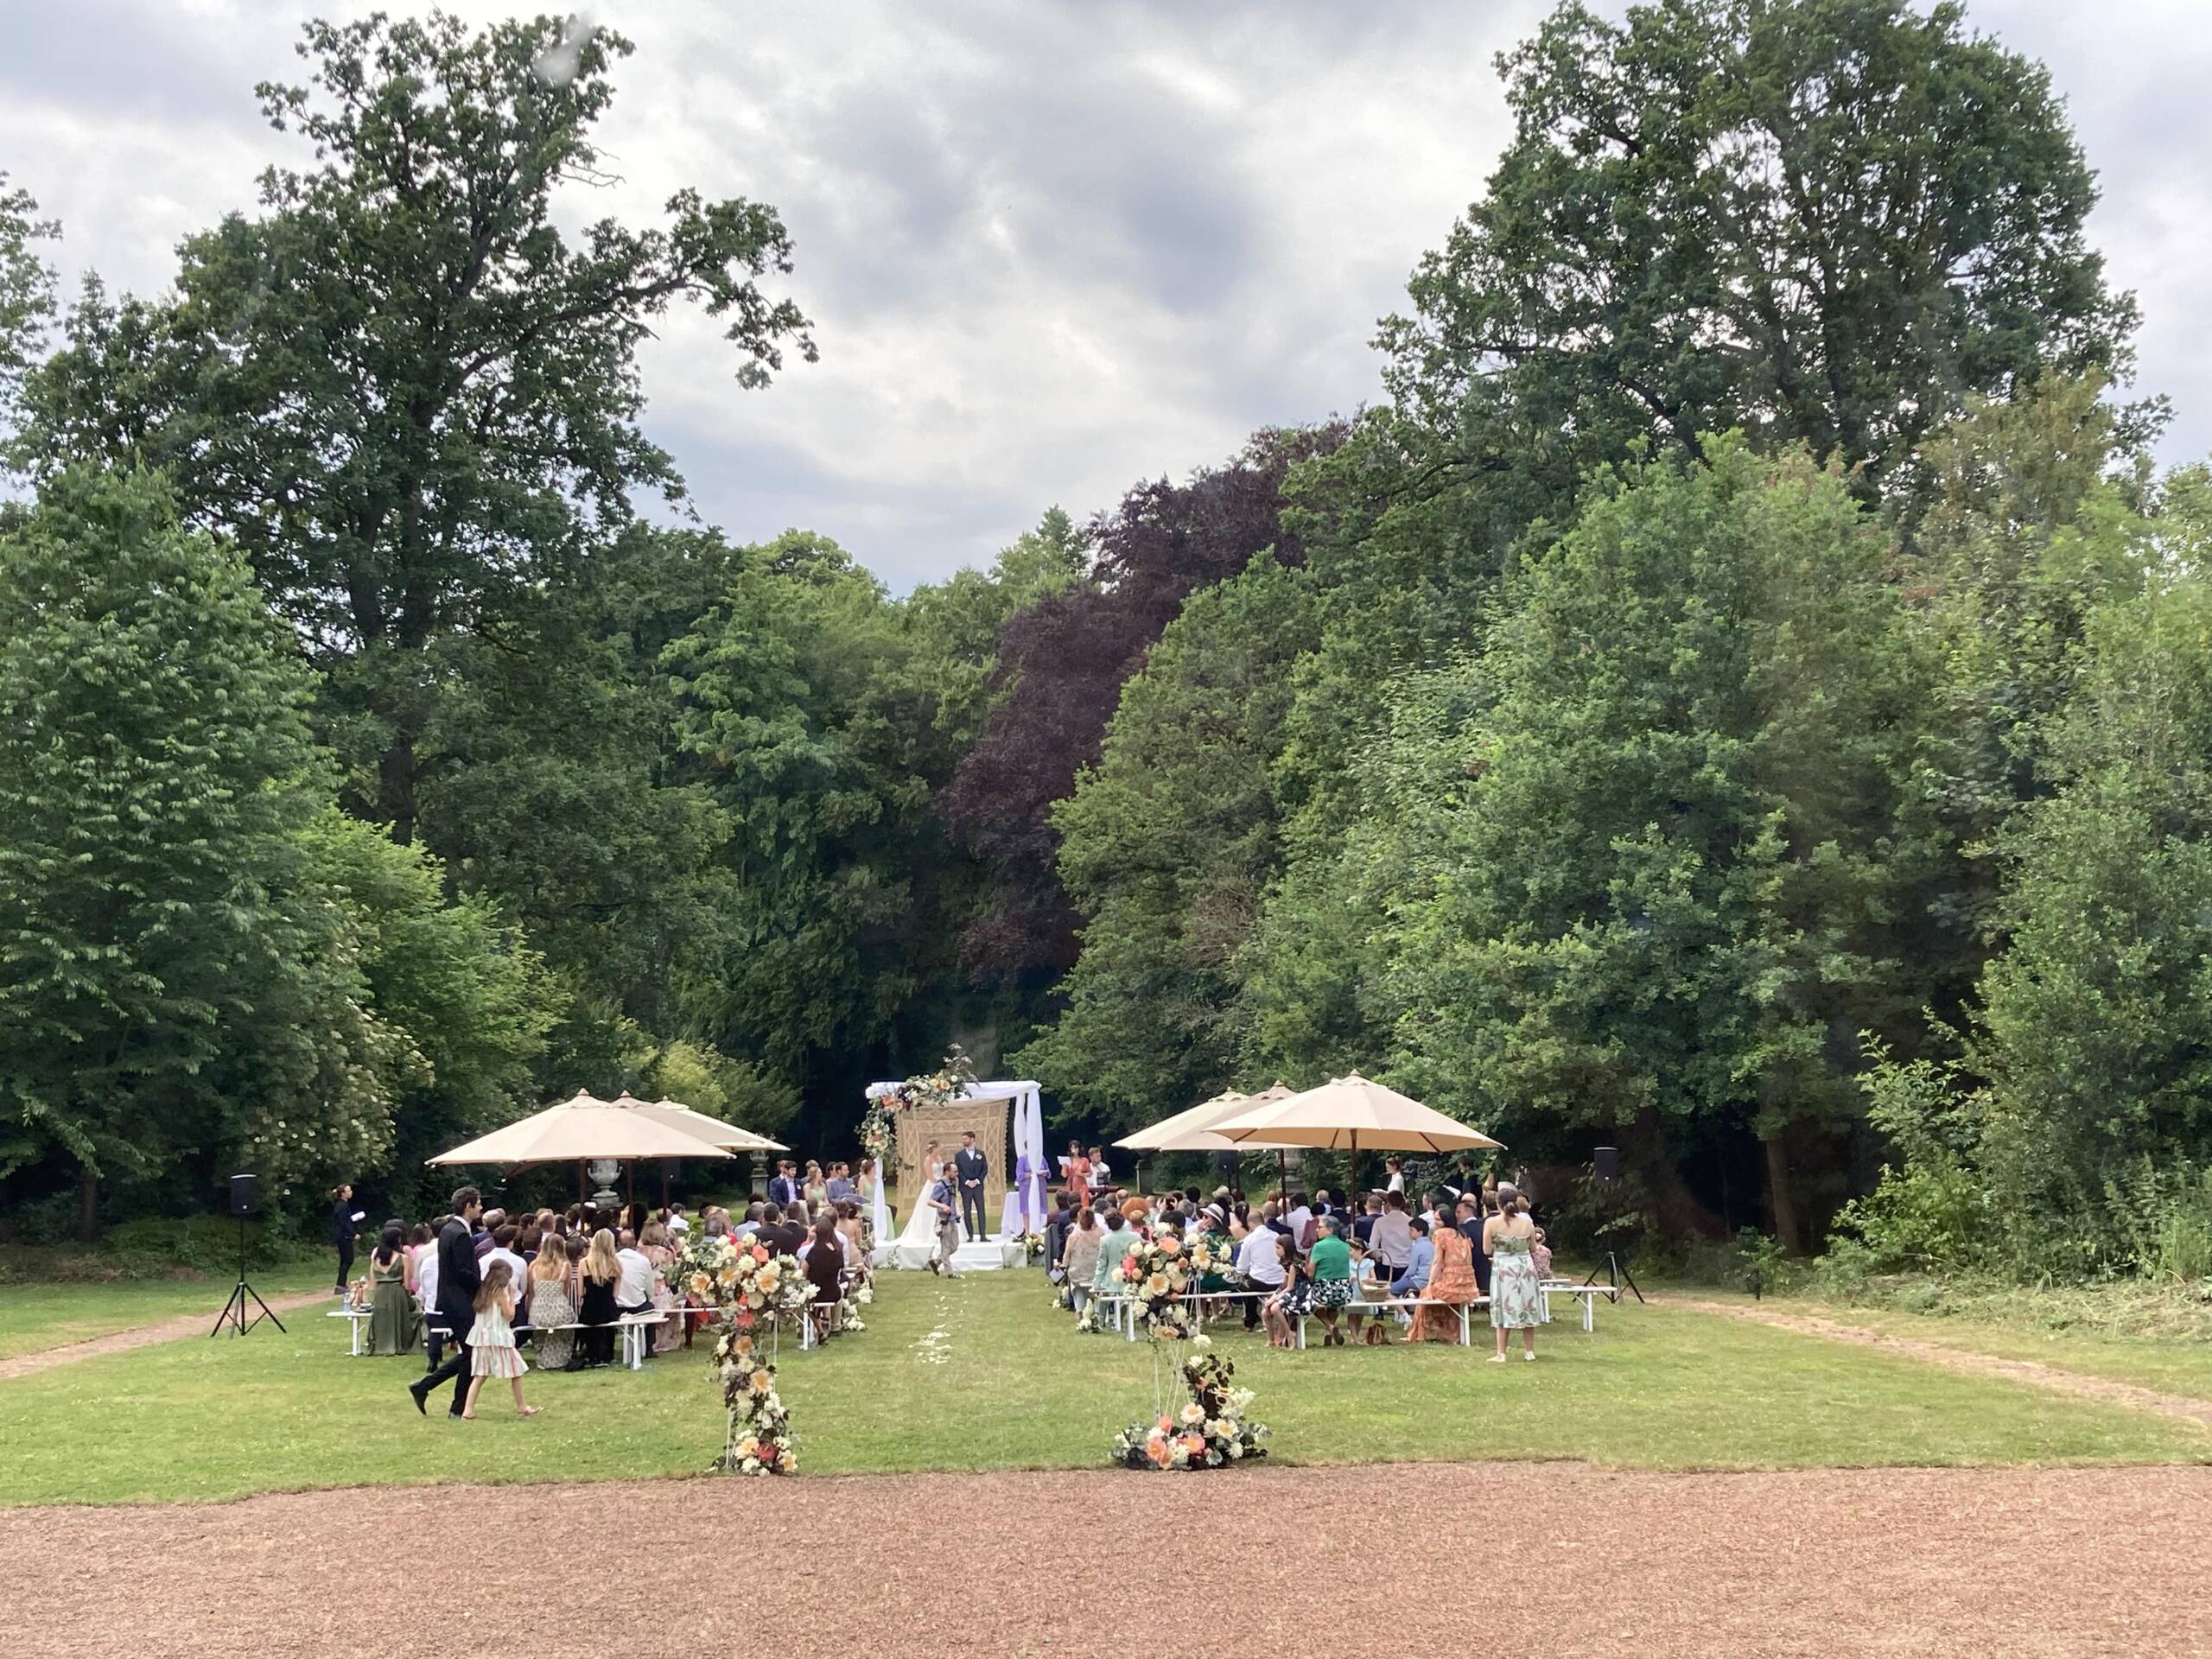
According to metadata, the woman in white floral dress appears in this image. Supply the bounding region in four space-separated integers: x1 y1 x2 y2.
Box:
1483 1181 1549 1362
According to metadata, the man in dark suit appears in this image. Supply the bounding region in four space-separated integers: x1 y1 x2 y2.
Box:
768 1161 800 1207
954 1130 988 1240
409 1186 483 1418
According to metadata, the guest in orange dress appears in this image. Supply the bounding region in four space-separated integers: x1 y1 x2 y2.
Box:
1411 1217 1478 1343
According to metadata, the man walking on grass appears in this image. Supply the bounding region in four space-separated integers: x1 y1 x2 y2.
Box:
410 1186 482 1418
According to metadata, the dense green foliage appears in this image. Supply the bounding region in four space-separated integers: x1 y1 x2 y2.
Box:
1 2 2207 1282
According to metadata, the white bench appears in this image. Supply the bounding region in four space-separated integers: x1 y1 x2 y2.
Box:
1540 1280 1620 1332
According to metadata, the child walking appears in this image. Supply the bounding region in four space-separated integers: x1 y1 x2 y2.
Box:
463 1260 538 1420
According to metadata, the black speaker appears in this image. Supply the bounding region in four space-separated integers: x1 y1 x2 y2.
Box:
1592 1147 1619 1182
228 1173 263 1217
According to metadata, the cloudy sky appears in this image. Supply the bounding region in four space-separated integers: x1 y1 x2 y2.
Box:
3 0 2206 590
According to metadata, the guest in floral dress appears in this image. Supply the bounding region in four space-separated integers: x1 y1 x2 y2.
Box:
1484 1181 1550 1361
528 1236 580 1371
641 1221 684 1356
462 1262 537 1419
1411 1216 1478 1343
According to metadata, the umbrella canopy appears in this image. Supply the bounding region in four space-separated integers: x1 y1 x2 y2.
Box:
427 1090 737 1167
1116 1084 1302 1152
614 1093 786 1153
1211 1072 1503 1155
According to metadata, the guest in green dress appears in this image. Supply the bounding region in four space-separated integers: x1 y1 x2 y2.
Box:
1307 1217 1356 1346
365 1224 423 1357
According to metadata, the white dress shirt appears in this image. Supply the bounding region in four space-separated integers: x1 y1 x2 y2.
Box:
1236 1225 1287 1287
615 1246 655 1306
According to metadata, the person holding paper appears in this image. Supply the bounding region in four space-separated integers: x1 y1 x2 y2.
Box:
329 1182 365 1295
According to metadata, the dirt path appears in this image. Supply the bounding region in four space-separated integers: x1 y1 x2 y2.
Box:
0 1290 334 1382
1 1462 2205 1657
1671 1297 2212 1433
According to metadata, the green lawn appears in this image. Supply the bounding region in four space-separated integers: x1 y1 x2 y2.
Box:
0 1266 331 1361
1780 1299 2212 1404
0 1269 2202 1506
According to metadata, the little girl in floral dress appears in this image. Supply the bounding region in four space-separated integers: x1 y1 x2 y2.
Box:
462 1260 538 1420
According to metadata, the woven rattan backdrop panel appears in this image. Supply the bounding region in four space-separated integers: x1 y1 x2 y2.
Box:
896 1095 1012 1220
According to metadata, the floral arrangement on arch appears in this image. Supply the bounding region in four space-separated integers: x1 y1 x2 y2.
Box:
1110 1230 1195 1341
860 1045 980 1164
1113 1337 1268 1471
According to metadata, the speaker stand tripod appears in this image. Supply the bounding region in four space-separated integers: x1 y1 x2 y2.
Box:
211 1212 286 1337
1584 1249 1646 1305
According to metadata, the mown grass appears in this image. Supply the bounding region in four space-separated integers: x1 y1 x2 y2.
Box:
0 1266 331 1361
0 1268 2202 1506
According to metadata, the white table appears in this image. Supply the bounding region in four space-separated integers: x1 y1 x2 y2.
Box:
327 1307 373 1356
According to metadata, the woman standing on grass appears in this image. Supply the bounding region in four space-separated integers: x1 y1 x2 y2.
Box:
528 1235 580 1371
1484 1181 1549 1361
328 1184 358 1295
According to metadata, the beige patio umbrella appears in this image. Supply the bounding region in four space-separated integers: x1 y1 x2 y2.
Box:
1211 1071 1502 1195
616 1093 787 1153
1116 1089 1300 1153
427 1090 737 1166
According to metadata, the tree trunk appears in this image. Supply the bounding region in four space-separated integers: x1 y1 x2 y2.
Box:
1625 1107 1728 1240
379 731 418 847
1763 1129 1803 1255
78 1163 99 1244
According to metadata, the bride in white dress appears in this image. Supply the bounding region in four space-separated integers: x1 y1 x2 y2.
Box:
894 1141 966 1255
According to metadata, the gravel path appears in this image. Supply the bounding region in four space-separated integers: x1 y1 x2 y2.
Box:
1674 1297 2212 1433
0 1290 334 1381
3 1462 2207 1657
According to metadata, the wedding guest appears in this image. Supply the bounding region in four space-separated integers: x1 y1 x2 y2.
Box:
803 1160 830 1210
1486 1182 1549 1361
473 1208 504 1259
1062 1206 1103 1318
1412 1205 1478 1344
1092 1208 1134 1306
769 1161 801 1207
410 1186 484 1415
1307 1216 1355 1345
415 1221 444 1369
1236 1204 1287 1330
1384 1155 1406 1195
1043 1191 1073 1281
1262 1236 1310 1349
461 1261 537 1420
578 1228 622 1368
1389 1217 1434 1295
1371 1191 1414 1285
666 1203 691 1238
1087 1146 1112 1196
1285 1193 1315 1252
804 1215 845 1321
365 1224 422 1356
614 1229 656 1356
855 1160 879 1216
1352 1194 1381 1249
529 1236 581 1371
826 1162 857 1204
483 1224 529 1322
1064 1139 1091 1198
1460 1193 1492 1297
639 1222 683 1356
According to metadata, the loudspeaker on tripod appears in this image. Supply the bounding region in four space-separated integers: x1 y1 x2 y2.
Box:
1592 1146 1619 1181
229 1173 263 1217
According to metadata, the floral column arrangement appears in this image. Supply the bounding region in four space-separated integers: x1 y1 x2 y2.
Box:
669 1230 817 1475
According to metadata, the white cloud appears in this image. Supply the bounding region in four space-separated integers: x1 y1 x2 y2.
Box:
3 0 2207 590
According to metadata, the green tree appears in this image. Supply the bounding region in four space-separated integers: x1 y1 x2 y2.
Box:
12 12 812 846
1359 442 1922 1248
1020 556 1319 1127
0 467 346 1236
0 171 55 442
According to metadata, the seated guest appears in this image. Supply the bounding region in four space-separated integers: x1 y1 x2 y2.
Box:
474 1208 505 1258
530 1236 581 1371
1262 1236 1310 1349
1092 1208 1135 1309
483 1224 530 1325
836 1201 870 1274
1459 1194 1491 1297
1043 1191 1073 1281
614 1229 656 1356
579 1229 623 1368
1352 1194 1381 1249
1236 1204 1287 1330
1062 1206 1103 1318
1370 1192 1414 1287
804 1215 845 1329
366 1224 423 1357
1390 1217 1434 1295
1412 1208 1478 1343
703 1215 730 1242
666 1202 691 1237
1307 1216 1355 1346
826 1162 857 1204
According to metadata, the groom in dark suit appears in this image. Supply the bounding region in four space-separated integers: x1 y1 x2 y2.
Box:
409 1185 483 1418
954 1130 989 1241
